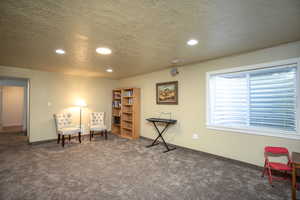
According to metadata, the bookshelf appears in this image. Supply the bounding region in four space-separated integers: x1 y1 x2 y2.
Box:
111 88 140 139
111 89 122 136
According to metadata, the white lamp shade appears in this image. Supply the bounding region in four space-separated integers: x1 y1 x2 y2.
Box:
75 99 87 107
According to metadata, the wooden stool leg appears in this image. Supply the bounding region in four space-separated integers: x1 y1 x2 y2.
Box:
62 135 65 147
69 135 71 141
90 130 92 141
105 130 108 140
57 134 61 144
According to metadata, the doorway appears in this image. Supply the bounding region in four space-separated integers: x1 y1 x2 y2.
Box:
0 77 29 143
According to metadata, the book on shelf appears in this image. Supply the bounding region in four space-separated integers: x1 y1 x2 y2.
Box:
113 92 121 99
112 100 121 108
123 90 133 97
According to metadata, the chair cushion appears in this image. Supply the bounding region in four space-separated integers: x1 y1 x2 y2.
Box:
265 146 289 154
269 162 291 171
58 127 81 135
90 125 106 131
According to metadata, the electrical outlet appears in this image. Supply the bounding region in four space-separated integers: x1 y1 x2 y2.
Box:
47 102 52 107
192 133 199 139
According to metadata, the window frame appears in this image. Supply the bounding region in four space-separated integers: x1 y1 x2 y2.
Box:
206 57 300 140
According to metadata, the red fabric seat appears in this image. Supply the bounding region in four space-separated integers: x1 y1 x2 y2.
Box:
262 146 291 186
269 162 291 171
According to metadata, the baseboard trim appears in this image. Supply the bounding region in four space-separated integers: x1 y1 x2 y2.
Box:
29 131 112 145
140 136 263 171
29 138 57 145
2 125 23 128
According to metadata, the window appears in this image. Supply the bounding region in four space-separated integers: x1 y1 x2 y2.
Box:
207 58 300 139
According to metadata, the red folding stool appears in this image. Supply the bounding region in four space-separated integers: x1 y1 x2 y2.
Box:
262 146 292 186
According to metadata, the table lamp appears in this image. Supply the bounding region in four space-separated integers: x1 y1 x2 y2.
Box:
75 99 87 130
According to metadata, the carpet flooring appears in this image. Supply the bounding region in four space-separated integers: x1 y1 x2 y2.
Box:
0 132 293 200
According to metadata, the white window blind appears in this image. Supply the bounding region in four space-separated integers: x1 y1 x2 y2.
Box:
208 60 299 137
249 66 297 132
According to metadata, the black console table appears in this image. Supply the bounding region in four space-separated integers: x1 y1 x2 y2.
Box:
146 118 177 153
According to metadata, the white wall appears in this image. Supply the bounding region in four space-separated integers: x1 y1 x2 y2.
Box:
2 86 24 127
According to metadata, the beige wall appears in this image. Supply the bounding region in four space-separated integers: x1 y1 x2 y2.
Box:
120 41 300 167
2 86 24 127
0 66 118 142
0 41 299 166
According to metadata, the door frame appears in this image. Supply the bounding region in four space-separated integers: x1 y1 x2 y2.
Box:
0 76 30 142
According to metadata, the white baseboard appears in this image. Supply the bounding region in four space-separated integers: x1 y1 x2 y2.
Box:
2 124 23 128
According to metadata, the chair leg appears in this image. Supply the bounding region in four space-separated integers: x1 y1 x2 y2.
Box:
62 135 65 147
90 130 92 141
101 131 104 136
69 135 71 142
267 167 273 186
78 132 81 143
262 161 267 177
57 134 61 144
105 130 108 140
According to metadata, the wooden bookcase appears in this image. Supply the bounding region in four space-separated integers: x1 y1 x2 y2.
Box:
111 88 140 139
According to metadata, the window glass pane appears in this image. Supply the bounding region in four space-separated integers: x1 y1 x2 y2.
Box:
211 73 248 127
209 63 298 134
249 66 297 132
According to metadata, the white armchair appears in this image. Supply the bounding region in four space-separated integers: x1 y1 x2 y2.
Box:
53 113 81 147
89 112 107 140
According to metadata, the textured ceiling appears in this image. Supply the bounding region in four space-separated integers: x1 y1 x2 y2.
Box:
0 0 300 79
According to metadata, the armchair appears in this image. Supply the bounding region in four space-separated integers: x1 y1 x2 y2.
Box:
89 112 107 141
53 113 81 147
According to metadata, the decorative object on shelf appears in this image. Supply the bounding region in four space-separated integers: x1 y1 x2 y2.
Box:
75 99 87 132
111 88 140 139
156 81 178 105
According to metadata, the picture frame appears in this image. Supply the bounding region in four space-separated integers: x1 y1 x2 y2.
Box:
156 81 178 105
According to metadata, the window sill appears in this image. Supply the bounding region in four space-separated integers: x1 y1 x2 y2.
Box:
206 125 300 140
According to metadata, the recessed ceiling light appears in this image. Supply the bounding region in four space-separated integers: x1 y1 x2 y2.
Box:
96 47 112 55
106 68 113 73
55 49 65 54
187 39 198 46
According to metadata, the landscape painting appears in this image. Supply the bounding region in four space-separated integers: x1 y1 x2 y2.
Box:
156 81 178 105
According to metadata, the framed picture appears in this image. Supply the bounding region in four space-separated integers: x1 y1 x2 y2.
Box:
156 81 178 105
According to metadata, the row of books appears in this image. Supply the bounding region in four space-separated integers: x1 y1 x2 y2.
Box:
113 92 121 99
127 98 133 105
123 90 133 97
112 100 121 108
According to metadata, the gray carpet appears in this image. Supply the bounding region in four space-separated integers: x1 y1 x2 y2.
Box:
0 132 292 200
